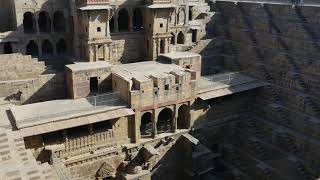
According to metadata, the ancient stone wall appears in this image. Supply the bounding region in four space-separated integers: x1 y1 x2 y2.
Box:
212 2 320 179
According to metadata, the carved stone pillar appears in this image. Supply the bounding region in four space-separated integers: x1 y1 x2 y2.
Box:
152 109 158 138
95 44 99 61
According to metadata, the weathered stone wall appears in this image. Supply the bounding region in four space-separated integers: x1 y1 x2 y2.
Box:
211 2 320 179
0 73 65 104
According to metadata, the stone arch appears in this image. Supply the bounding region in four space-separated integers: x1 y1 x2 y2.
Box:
140 112 152 137
3 42 13 54
38 11 51 33
26 40 38 57
42 39 53 56
160 39 165 54
170 33 175 45
23 12 36 33
133 8 143 30
177 9 185 25
177 31 185 44
177 104 190 129
56 39 67 55
53 11 66 32
157 108 173 134
118 8 129 31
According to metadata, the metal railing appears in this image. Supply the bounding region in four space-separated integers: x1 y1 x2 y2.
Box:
51 152 72 180
200 72 257 90
18 92 122 124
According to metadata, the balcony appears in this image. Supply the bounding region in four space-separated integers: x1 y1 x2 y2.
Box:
77 0 109 6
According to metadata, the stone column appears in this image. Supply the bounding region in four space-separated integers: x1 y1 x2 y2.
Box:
89 45 95 62
106 10 111 38
152 109 158 138
35 14 40 34
104 44 108 61
95 44 99 61
89 124 94 134
133 111 141 143
62 130 68 141
173 105 178 133
37 40 42 57
50 12 54 33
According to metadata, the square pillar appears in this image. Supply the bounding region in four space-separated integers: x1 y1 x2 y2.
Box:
133 111 141 143
152 109 158 138
173 105 178 133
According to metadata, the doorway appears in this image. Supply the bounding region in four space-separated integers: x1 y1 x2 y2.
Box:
90 77 98 93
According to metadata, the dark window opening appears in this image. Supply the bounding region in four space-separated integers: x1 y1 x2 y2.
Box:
23 12 36 33
97 27 101 32
93 120 112 133
90 77 99 93
56 39 67 55
189 7 193 21
26 40 38 57
165 84 169 90
38 11 51 33
157 108 173 134
160 23 163 28
110 18 114 32
170 33 175 45
43 131 64 145
97 45 104 60
177 32 185 44
177 105 190 129
192 29 197 42
118 9 129 31
133 8 143 30
160 39 165 54
53 11 66 32
42 39 53 56
67 125 89 139
3 42 13 54
140 112 152 137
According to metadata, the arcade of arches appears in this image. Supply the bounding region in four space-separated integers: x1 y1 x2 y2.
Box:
140 105 190 138
110 8 143 32
23 11 66 33
26 39 68 57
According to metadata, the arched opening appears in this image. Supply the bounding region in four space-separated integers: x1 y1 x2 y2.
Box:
23 12 36 33
192 29 197 42
38 11 51 33
157 108 173 134
160 39 165 54
177 105 190 129
26 40 38 57
118 9 129 31
97 45 104 60
133 8 143 31
170 33 175 45
140 112 152 137
3 42 13 54
189 7 193 21
109 18 114 32
177 32 185 44
42 39 53 56
56 39 67 55
53 11 66 32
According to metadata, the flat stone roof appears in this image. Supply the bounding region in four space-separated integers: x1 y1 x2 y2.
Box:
10 95 134 136
160 52 201 59
112 61 185 81
66 61 111 72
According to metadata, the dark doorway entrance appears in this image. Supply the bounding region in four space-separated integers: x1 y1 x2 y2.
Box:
4 42 13 54
160 39 165 54
157 108 173 134
140 112 152 137
192 29 197 42
90 77 98 93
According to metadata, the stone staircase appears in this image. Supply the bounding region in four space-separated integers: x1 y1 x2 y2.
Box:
0 53 47 81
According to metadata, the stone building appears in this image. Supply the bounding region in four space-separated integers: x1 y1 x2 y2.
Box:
0 0 319 180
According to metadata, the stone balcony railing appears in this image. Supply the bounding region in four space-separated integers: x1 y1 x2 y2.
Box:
64 130 114 152
77 0 109 6
147 0 171 4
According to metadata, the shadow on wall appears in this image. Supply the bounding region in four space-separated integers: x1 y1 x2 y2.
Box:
0 0 72 68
